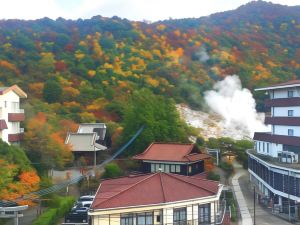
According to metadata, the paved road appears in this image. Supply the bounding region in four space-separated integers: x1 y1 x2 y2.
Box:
232 162 292 225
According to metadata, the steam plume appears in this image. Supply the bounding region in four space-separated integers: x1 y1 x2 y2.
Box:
204 75 268 138
195 47 210 62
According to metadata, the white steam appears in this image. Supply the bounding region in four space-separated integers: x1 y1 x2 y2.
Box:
195 47 210 62
204 75 269 138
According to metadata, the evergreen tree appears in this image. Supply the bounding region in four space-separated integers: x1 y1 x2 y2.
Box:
43 79 62 103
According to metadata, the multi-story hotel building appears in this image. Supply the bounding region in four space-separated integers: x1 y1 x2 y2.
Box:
0 85 26 144
248 80 300 218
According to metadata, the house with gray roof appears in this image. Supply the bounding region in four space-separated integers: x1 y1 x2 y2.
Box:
65 123 108 165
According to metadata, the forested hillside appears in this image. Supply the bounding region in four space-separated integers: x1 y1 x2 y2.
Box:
0 1 300 171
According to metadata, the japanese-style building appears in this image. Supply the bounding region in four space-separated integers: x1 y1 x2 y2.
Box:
248 80 300 219
65 123 108 165
89 172 227 225
133 143 211 176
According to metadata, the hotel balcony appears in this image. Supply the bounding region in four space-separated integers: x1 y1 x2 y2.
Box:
253 132 300 147
8 109 25 122
8 129 24 142
265 97 300 107
265 116 300 126
248 149 300 169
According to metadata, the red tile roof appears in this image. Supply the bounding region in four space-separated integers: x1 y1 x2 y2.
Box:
91 172 220 210
133 143 211 162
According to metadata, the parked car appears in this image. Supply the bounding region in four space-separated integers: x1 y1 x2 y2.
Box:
77 195 94 203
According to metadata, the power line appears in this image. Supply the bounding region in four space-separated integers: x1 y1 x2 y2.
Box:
1 126 145 207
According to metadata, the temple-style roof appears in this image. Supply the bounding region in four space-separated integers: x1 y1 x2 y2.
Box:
133 143 211 162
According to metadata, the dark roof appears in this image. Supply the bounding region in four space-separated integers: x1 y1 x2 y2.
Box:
253 132 300 147
255 80 300 91
269 80 300 87
133 143 211 162
91 172 220 210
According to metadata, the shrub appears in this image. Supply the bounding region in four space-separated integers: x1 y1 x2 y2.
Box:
102 162 123 178
31 196 75 225
207 171 220 181
31 208 57 225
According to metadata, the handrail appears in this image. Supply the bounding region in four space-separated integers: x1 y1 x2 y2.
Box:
1 126 145 207
216 200 227 224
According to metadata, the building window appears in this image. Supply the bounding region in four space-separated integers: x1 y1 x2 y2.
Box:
258 142 261 152
199 203 211 224
173 208 186 225
4 101 7 108
288 90 294 98
11 102 19 111
263 142 265 152
288 110 294 117
175 165 181 173
288 129 294 136
151 164 155 172
188 166 192 174
137 212 153 225
170 165 176 173
121 214 134 225
156 215 161 223
165 164 170 173
267 143 269 153
155 164 160 172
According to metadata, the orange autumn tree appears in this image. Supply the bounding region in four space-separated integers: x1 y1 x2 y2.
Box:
23 112 74 171
0 140 40 203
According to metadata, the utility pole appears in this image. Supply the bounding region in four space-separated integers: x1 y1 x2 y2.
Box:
253 186 256 225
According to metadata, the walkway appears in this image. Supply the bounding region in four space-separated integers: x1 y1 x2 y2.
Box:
231 161 292 225
231 168 253 225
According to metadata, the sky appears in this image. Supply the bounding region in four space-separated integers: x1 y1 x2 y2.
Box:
0 0 299 22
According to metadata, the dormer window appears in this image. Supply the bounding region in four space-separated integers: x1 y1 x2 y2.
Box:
288 90 294 98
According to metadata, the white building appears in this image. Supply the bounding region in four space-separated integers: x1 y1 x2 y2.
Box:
0 85 27 144
248 80 300 219
89 172 227 225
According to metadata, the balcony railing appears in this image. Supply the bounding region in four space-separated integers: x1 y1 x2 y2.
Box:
265 116 300 126
265 97 300 107
253 132 300 147
247 149 300 169
8 133 24 142
8 111 25 122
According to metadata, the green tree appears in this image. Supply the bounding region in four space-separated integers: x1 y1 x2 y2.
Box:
121 89 189 155
43 79 62 103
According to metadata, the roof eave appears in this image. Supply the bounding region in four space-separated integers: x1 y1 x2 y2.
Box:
255 84 300 91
